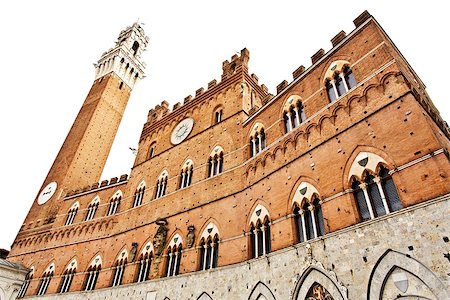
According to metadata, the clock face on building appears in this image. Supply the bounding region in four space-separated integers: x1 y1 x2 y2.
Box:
171 118 194 145
37 181 58 205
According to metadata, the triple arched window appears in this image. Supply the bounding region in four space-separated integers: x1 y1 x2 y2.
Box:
292 182 326 243
37 263 54 296
283 96 307 133
83 256 101 291
325 64 357 102
64 202 79 226
133 181 146 207
58 259 77 293
85 197 99 221
111 250 127 287
349 152 403 222
249 205 271 258
199 223 220 271
17 267 34 298
136 242 153 282
166 234 182 277
107 191 122 216
155 171 168 199
179 160 193 189
208 147 224 177
249 123 266 157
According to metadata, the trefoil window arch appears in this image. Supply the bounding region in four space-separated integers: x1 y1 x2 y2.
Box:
179 160 194 189
249 204 271 258
349 152 403 222
249 123 266 157
83 255 101 291
208 147 224 178
166 234 182 277
64 202 79 226
283 95 307 133
324 61 357 102
133 181 146 207
155 171 169 199
37 263 54 296
199 223 220 271
17 266 34 298
112 249 128 287
107 191 122 216
136 242 154 282
292 182 326 243
58 259 77 293
85 196 100 221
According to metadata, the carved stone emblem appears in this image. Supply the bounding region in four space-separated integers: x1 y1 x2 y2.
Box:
153 219 168 256
187 225 195 248
358 157 369 167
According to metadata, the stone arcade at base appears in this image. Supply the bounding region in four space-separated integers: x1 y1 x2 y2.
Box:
6 10 450 300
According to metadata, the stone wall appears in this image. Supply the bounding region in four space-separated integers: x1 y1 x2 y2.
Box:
24 194 449 300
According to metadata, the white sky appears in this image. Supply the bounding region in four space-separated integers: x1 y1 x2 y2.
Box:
0 1 448 250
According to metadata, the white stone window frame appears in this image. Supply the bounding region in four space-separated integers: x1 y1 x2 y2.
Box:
64 202 80 226
208 146 224 178
249 204 271 258
292 182 323 242
133 181 146 207
199 223 220 271
17 266 34 298
283 95 307 134
166 234 183 277
107 190 123 216
249 123 266 158
37 262 55 296
84 255 102 291
155 170 169 199
137 241 154 282
324 60 356 102
85 196 100 221
112 249 128 287
59 258 77 294
179 159 194 189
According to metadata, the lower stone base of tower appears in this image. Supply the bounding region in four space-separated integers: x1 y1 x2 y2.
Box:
24 194 450 300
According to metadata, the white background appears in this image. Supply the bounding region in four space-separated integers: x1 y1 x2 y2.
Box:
0 1 448 250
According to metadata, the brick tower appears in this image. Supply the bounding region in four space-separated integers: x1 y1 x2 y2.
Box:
22 23 149 228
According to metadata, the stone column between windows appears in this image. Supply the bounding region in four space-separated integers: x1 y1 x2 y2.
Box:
181 172 186 189
155 182 161 198
330 80 339 100
173 251 179 275
261 225 266 255
359 183 375 219
210 242 215 268
293 107 300 128
85 271 93 290
300 210 307 242
167 253 173 276
251 138 256 156
286 112 292 132
215 157 221 175
309 205 318 238
258 133 263 153
202 244 208 270
374 176 390 214
186 170 191 187
253 229 258 258
210 160 215 177
339 73 349 92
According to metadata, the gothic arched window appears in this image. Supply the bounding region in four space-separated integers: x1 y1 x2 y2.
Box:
349 152 403 222
58 259 77 293
37 263 54 296
155 171 169 199
324 61 357 102
85 196 100 221
179 160 194 189
149 142 156 159
214 109 223 124
132 41 139 56
166 234 183 277
17 266 34 298
283 96 307 133
83 256 101 291
133 181 146 207
112 250 128 287
249 205 271 258
208 147 224 178
64 202 79 226
199 223 220 271
250 123 266 157
136 242 153 282
107 191 122 216
292 182 326 243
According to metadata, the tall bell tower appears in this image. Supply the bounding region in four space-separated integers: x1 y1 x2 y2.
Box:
23 23 149 226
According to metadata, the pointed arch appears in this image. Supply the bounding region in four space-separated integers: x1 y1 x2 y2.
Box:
248 281 276 300
248 203 272 258
136 240 154 282
166 233 183 277
133 180 146 207
293 266 347 300
368 249 449 300
197 292 213 300
199 221 220 271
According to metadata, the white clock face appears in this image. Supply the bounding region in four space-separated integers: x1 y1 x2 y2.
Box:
171 118 194 145
37 181 57 205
